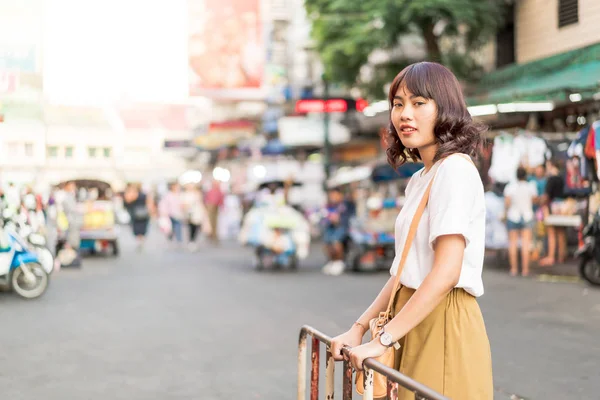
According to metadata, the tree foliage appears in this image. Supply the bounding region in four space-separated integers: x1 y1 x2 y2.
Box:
304 0 508 98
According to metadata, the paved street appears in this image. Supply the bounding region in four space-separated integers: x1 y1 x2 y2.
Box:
1 227 599 400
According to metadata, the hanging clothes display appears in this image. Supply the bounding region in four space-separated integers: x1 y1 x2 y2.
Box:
513 130 551 169
488 131 550 184
488 132 521 184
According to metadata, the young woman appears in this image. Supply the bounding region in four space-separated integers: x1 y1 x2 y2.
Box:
504 167 539 276
329 62 493 399
539 159 567 266
124 183 153 252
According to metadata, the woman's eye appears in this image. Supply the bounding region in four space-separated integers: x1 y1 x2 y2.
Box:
415 101 425 106
393 103 403 108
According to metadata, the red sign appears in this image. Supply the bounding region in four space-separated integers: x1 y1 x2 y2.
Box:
295 99 348 114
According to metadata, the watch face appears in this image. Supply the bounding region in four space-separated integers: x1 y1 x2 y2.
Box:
380 332 393 346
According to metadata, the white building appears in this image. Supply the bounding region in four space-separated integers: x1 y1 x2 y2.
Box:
0 104 191 193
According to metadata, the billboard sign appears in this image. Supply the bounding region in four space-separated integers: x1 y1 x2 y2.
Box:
194 121 255 150
188 0 265 99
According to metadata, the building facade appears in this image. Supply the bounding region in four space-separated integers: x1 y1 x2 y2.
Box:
516 0 600 63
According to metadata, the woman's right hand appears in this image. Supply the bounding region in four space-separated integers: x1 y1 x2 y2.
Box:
330 324 365 361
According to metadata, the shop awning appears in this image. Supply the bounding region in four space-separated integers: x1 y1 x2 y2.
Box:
468 42 600 106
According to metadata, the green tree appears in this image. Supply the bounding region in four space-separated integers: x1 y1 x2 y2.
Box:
305 0 508 98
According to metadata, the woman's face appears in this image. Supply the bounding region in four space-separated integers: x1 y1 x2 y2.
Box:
391 84 437 150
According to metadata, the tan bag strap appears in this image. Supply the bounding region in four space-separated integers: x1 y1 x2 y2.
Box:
384 154 473 315
384 171 435 314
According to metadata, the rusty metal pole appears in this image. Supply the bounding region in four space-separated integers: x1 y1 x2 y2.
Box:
310 337 320 400
325 349 335 399
297 331 308 400
387 378 399 400
363 367 374 400
342 360 353 400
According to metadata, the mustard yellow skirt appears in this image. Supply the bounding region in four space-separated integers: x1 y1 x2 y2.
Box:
391 287 494 400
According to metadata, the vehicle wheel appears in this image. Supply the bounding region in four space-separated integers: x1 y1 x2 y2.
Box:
255 247 265 270
112 241 119 256
345 242 362 272
580 258 600 286
289 254 298 269
11 262 49 299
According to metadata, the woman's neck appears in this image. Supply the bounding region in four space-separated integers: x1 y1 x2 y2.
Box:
419 143 439 173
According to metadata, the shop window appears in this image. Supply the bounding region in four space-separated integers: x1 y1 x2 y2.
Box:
496 3 515 68
65 146 74 158
5 142 19 157
47 146 58 158
24 143 33 157
558 0 578 28
88 147 97 158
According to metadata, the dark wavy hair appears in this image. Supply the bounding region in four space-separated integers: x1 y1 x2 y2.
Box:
385 62 486 168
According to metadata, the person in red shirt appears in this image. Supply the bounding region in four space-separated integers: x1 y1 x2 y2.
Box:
205 180 225 244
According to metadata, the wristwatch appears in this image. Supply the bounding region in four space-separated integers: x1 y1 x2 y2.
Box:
378 328 394 347
378 327 401 350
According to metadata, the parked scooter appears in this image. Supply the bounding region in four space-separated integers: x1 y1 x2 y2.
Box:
0 227 49 299
575 211 600 286
2 209 55 275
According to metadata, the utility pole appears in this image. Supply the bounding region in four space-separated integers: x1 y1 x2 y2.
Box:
322 73 331 181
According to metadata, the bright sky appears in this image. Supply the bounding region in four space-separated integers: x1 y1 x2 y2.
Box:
43 0 189 106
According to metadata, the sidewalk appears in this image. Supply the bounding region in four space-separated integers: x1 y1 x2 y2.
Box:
485 250 581 283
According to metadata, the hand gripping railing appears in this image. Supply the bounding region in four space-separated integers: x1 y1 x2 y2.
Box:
298 325 449 400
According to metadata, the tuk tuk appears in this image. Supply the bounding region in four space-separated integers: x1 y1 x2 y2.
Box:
344 161 423 271
57 179 119 257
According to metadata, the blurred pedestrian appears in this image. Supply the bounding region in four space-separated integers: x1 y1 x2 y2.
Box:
539 158 568 266
159 182 184 247
124 183 152 252
329 62 492 399
205 180 225 245
504 167 538 276
59 181 82 267
321 187 354 276
182 184 209 251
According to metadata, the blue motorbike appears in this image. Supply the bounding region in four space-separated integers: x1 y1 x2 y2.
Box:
0 227 49 299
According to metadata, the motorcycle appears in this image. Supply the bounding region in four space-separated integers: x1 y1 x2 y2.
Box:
0 227 49 299
575 211 600 286
2 210 55 275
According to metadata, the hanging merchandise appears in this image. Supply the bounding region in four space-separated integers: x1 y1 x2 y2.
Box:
513 129 551 169
592 120 600 179
567 124 590 179
488 131 521 184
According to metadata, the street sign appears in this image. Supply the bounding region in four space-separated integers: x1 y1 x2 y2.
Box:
295 98 368 114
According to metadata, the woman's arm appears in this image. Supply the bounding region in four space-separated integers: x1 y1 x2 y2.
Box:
382 234 464 343
354 275 397 331
330 275 396 361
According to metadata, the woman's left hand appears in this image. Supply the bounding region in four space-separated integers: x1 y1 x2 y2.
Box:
348 340 387 371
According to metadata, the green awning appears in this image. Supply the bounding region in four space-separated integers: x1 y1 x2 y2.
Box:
467 42 600 106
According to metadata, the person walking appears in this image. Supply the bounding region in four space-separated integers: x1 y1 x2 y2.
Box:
504 167 539 276
321 187 355 276
204 180 224 245
182 184 209 251
539 159 568 266
124 183 152 252
329 62 493 399
159 182 184 248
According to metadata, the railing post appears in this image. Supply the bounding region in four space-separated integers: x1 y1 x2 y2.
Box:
298 330 308 400
342 360 353 400
325 349 335 399
363 367 374 400
310 337 320 400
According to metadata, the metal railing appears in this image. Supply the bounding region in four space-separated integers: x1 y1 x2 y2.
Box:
298 325 449 400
